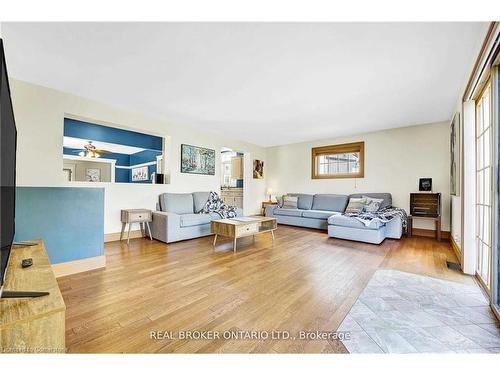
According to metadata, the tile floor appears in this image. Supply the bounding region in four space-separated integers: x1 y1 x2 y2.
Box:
338 269 500 353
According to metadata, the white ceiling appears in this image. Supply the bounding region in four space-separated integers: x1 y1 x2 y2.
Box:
63 136 146 155
2 22 486 146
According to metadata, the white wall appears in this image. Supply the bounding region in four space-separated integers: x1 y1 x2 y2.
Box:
449 93 465 255
451 195 462 245
448 23 490 260
266 122 451 231
450 105 463 250
10 79 268 234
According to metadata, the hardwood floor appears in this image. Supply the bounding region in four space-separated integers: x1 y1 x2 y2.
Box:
58 225 477 353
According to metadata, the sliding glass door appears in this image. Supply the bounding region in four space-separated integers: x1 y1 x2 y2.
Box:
494 69 500 308
476 82 493 290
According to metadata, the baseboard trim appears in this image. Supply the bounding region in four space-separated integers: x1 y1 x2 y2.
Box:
104 230 143 243
450 237 462 265
52 255 106 278
411 228 450 240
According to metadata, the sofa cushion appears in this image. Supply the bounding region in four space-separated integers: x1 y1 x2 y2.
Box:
192 191 210 213
328 214 384 230
159 193 194 214
349 193 392 209
312 194 349 212
302 210 339 220
180 213 212 227
288 193 314 210
208 212 223 220
273 208 304 217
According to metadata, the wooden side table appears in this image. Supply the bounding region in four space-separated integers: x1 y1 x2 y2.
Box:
261 201 277 215
120 209 153 244
407 215 441 241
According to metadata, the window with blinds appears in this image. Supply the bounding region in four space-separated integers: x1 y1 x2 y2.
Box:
311 142 364 179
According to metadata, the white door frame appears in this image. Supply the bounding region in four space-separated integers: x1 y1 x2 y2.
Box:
463 100 477 275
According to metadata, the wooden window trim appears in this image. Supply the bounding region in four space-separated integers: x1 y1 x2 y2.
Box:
311 141 365 179
463 22 499 102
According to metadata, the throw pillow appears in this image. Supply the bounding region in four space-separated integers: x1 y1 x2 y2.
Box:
276 195 285 207
363 196 384 213
281 195 298 209
344 197 367 214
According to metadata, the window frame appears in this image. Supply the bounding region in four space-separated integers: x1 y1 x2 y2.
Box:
311 141 365 179
475 80 494 291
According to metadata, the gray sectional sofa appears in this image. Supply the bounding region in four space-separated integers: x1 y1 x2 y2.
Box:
265 193 402 244
150 192 242 243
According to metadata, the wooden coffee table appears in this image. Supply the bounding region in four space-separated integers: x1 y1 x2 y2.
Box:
211 216 277 252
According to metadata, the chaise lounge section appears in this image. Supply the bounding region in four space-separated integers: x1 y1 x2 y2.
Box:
265 193 403 244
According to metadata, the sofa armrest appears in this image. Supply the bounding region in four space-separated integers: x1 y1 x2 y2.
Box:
385 215 403 239
150 211 181 243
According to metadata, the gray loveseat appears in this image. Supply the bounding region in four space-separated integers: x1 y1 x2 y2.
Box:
150 192 242 243
265 193 402 244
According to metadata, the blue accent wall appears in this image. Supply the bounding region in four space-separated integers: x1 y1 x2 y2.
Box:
64 118 163 151
130 149 162 165
14 187 105 264
115 168 130 183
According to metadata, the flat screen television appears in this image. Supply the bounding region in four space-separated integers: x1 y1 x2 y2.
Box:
0 39 49 299
0 38 17 288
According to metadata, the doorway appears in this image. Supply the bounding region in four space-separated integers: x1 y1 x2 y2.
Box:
220 147 244 210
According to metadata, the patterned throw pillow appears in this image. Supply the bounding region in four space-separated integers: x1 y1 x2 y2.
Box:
276 195 289 208
363 196 385 213
344 197 367 214
281 195 298 209
277 195 284 207
201 191 237 218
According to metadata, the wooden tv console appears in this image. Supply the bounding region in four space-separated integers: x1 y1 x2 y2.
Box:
0 240 66 353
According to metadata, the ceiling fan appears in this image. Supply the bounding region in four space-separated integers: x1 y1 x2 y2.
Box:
74 141 112 158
